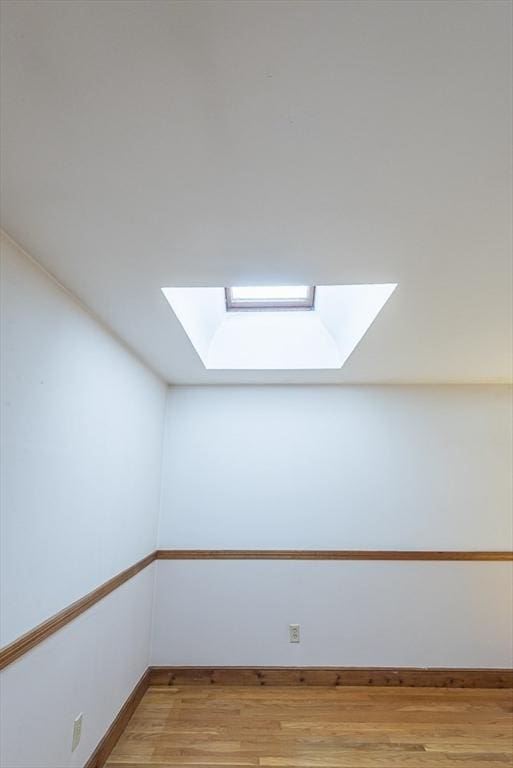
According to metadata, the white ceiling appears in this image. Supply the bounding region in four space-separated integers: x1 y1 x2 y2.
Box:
1 0 511 384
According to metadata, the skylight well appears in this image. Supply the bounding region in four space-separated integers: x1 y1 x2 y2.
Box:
162 283 397 370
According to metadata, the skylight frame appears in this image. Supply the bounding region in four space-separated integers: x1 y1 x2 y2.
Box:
225 285 316 312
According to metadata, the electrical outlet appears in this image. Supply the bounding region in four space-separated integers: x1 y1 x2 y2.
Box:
289 624 300 643
71 713 83 752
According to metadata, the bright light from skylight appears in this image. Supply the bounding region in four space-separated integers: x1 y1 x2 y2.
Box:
226 285 315 311
231 286 310 300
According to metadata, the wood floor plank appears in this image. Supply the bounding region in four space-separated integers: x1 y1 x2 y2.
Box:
106 685 513 768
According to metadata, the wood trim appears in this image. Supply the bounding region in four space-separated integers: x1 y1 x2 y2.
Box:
149 666 513 689
156 549 513 561
84 668 150 768
0 551 157 670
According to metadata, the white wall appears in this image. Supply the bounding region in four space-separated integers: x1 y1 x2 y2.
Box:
1 234 166 645
151 560 513 667
0 234 166 767
158 385 512 549
153 385 513 667
1 566 155 768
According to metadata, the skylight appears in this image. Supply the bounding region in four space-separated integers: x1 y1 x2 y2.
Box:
162 283 397 370
226 285 315 311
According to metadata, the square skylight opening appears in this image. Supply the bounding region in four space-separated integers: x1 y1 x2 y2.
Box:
225 285 315 311
162 283 397 369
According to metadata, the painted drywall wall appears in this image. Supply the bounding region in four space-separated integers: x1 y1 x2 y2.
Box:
153 385 513 666
0 234 166 767
158 385 512 549
151 560 513 667
0 566 154 768
1 234 166 644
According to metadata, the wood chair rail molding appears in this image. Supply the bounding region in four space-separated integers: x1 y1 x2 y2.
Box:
156 549 513 561
0 551 156 670
1 549 511 670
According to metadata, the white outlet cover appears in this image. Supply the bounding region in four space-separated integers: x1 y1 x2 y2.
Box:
289 624 300 643
72 713 83 752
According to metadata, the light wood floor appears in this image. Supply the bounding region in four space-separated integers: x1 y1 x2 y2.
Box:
106 684 513 767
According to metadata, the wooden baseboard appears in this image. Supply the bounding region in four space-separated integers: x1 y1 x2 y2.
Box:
149 665 513 689
84 668 150 768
